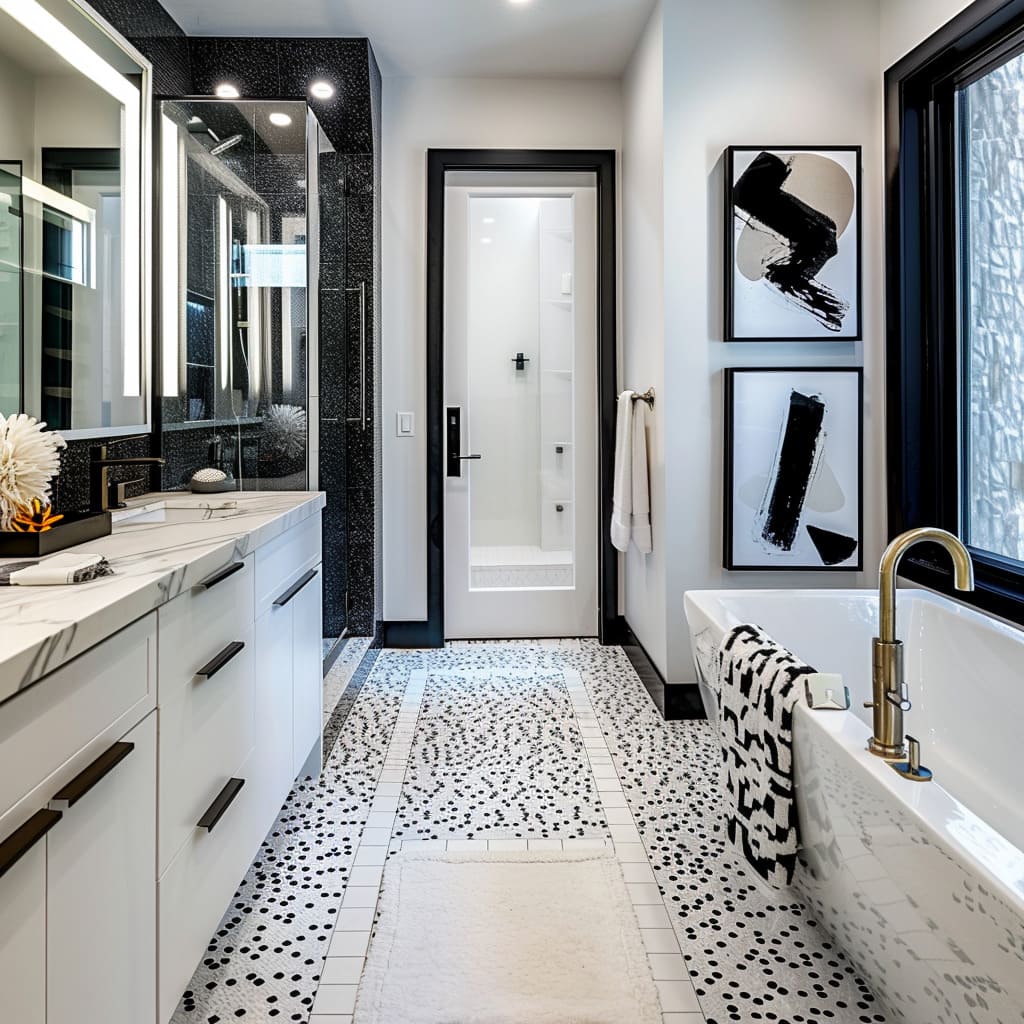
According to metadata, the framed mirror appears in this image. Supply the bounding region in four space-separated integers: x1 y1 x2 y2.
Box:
0 0 151 437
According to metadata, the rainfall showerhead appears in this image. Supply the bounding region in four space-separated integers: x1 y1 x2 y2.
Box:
211 134 243 156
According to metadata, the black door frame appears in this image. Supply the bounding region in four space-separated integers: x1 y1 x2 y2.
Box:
383 148 618 648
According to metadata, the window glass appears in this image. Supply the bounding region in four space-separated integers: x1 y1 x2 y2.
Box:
961 49 1024 561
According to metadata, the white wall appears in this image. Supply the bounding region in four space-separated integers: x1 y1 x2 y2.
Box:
880 0 975 70
654 0 885 683
382 75 622 620
621 3 667 672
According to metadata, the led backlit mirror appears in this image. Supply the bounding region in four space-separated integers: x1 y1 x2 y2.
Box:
0 0 151 436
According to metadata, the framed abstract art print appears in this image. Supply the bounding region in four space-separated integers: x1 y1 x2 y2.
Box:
724 367 863 571
725 146 862 341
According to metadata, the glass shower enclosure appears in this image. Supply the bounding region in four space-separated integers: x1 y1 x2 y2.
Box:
159 99 345 647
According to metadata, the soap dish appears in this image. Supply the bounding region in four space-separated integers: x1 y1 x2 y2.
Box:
190 468 235 494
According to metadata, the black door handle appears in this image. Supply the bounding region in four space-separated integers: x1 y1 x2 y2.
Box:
50 742 135 809
459 454 482 460
195 641 245 680
274 568 318 607
197 778 245 831
194 561 244 591
0 809 62 879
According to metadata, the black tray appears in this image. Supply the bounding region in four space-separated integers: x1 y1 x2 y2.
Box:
0 511 112 556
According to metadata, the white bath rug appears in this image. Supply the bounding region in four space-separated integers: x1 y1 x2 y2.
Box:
354 849 662 1024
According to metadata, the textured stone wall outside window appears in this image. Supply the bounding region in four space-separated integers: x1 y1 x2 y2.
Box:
964 53 1024 561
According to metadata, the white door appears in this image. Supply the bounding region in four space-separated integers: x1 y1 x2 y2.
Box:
444 174 598 638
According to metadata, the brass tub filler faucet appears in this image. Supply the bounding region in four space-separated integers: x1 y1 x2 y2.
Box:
868 528 975 778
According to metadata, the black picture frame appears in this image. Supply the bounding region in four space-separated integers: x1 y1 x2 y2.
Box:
724 145 863 342
723 366 864 571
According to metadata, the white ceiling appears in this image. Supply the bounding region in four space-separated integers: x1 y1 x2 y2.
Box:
160 0 656 78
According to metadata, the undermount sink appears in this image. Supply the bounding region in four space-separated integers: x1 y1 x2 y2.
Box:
112 499 243 527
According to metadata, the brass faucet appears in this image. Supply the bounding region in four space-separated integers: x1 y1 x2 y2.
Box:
868 528 975 759
89 440 165 513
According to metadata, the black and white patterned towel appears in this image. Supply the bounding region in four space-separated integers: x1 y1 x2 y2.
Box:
713 624 815 888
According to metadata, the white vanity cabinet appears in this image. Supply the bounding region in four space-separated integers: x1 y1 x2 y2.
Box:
157 511 324 1023
0 614 158 1024
0 500 324 1024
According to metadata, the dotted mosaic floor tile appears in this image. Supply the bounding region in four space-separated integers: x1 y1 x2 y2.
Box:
393 668 607 840
171 639 888 1024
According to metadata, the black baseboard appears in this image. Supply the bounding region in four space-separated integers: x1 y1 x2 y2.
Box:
381 619 443 648
612 617 706 721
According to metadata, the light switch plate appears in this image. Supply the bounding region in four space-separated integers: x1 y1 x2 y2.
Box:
396 411 414 436
561 272 573 295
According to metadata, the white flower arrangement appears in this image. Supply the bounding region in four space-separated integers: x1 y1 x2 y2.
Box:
263 404 307 460
0 413 66 531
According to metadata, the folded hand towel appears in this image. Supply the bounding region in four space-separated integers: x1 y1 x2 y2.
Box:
7 552 113 586
714 623 815 887
631 399 652 554
611 391 634 553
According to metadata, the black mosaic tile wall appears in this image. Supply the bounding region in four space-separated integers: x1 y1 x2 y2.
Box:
85 0 191 96
185 37 380 638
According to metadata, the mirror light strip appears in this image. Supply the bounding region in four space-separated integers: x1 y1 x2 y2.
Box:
160 115 180 397
218 196 231 391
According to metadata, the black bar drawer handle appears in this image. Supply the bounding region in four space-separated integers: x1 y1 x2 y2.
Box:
0 809 62 879
50 742 134 810
193 561 245 592
197 778 245 832
195 641 245 680
273 568 318 607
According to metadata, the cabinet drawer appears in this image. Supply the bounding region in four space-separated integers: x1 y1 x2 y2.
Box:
158 625 255 873
158 747 265 1024
0 614 156 826
158 553 254 698
47 712 157 1024
254 514 322 619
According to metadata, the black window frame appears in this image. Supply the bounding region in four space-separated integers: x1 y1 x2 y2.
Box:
887 0 1024 625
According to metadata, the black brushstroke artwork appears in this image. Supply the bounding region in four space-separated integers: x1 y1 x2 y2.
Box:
733 152 849 332
806 524 858 566
759 390 825 551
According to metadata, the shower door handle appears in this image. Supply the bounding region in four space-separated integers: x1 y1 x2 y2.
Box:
345 281 367 433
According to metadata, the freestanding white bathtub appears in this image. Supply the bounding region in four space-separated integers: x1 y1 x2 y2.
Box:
683 588 1024 1024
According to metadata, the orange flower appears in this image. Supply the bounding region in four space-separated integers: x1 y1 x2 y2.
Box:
10 498 64 533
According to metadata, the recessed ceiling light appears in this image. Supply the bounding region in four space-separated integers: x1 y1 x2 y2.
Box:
482 216 496 224
310 80 334 100
269 112 292 127
480 237 493 245
215 83 240 98
508 0 532 5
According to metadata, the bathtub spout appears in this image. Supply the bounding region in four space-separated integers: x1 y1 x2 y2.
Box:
869 528 975 759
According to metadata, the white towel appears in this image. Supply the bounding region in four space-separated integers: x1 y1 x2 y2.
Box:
611 391 634 552
631 400 652 554
8 552 112 586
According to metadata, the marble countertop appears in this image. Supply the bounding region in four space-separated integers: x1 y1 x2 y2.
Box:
0 491 326 705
